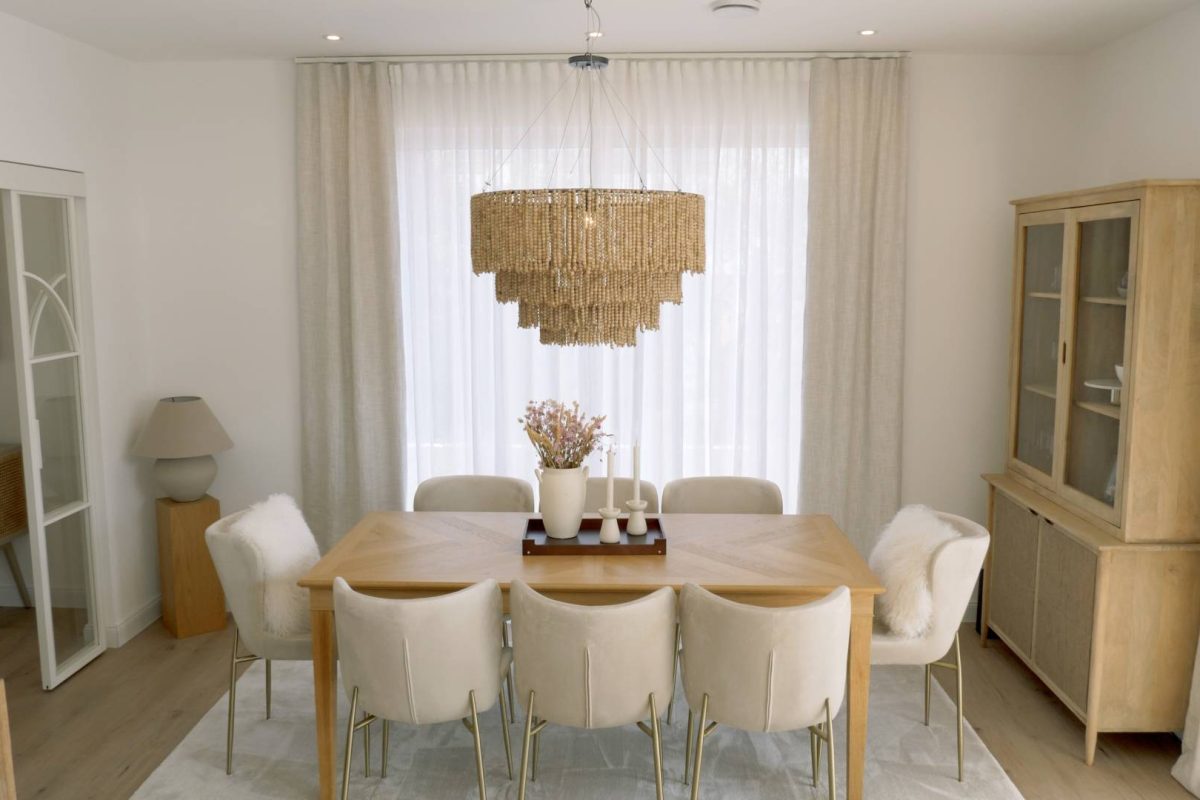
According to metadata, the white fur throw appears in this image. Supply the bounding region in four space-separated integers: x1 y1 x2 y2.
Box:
230 494 319 637
869 505 960 639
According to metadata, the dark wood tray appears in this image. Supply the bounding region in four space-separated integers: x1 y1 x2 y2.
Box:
522 516 666 555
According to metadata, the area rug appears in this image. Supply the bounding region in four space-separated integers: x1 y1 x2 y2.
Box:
133 661 1023 799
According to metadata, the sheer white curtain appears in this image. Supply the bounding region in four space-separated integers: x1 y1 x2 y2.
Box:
392 58 809 508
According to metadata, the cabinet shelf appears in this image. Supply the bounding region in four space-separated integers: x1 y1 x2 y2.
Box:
1027 292 1061 300
1023 384 1057 400
1081 296 1127 307
1075 400 1121 420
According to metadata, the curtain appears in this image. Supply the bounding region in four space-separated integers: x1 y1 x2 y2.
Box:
296 62 406 549
800 57 908 554
1176 640 1200 796
391 59 809 509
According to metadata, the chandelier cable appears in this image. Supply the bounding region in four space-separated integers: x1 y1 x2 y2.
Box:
482 68 574 191
599 70 682 192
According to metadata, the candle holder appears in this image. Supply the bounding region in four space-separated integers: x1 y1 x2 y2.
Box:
625 499 648 535
598 506 622 543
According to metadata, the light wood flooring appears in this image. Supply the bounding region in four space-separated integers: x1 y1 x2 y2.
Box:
0 612 1189 799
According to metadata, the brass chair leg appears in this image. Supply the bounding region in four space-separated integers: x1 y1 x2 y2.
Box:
363 711 371 777
823 700 836 800
809 727 818 787
667 624 680 725
341 688 359 800
649 694 665 800
225 629 239 775
381 720 389 779
531 715 541 782
499 689 514 779
518 691 535 800
683 708 694 785
265 659 272 720
924 663 932 726
955 632 965 782
468 690 487 800
689 694 708 800
504 618 517 725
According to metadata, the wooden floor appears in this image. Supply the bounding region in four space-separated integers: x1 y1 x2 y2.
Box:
0 611 1189 800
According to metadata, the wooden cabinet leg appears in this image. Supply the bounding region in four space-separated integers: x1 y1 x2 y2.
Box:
1085 722 1098 766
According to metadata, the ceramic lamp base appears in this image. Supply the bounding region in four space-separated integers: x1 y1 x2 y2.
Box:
598 507 622 544
626 500 648 535
153 455 217 502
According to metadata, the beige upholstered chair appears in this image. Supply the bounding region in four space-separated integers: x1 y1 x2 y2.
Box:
509 580 676 800
413 475 534 512
582 477 659 513
679 583 851 800
870 511 990 781
205 499 319 775
333 577 514 800
661 477 783 514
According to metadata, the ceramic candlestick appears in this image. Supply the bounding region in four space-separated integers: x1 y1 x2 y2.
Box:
625 499 648 535
598 506 622 543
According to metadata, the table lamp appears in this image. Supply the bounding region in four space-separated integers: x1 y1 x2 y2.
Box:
133 396 233 502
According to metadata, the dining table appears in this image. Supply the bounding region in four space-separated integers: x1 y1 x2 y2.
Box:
299 511 884 800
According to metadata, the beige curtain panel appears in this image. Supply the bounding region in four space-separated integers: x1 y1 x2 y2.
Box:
296 62 406 550
800 56 909 554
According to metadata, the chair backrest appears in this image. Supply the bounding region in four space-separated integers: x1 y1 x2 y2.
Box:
925 512 991 655
582 478 659 514
205 495 319 658
661 476 783 514
413 475 534 512
510 580 676 729
680 583 850 733
333 577 504 725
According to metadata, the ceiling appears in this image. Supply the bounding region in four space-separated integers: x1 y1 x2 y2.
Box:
0 0 1193 61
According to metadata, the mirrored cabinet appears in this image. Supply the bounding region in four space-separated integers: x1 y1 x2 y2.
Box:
984 180 1200 765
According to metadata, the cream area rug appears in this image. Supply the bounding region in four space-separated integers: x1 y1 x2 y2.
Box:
134 661 1023 799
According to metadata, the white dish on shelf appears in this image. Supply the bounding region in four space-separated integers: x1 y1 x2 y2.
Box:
1085 378 1122 404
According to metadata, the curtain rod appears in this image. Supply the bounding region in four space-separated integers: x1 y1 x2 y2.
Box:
294 51 907 64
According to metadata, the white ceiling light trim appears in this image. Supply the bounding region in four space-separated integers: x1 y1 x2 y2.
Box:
710 0 761 18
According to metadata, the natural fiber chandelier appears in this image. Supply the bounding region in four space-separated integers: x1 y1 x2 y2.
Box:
470 0 705 347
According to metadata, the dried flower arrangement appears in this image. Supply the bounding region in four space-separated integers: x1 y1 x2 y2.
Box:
520 400 608 470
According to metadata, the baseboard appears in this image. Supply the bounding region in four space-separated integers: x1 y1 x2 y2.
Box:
107 595 161 647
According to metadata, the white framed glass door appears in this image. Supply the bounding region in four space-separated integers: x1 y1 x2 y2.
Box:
1 180 106 689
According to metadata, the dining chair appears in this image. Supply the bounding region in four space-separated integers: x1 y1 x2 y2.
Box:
509 580 676 800
413 475 535 512
333 577 514 800
205 495 320 775
870 510 990 781
679 583 851 800
661 477 783 514
582 477 659 513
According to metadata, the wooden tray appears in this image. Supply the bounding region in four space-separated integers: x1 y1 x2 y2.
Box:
522 517 666 555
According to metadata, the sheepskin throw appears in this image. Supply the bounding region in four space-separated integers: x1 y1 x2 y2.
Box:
869 505 960 638
230 494 320 637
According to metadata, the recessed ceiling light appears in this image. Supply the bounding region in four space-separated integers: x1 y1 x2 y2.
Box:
859 29 877 36
710 0 761 18
324 34 342 41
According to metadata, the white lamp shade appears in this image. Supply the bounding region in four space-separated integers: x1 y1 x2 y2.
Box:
132 396 233 459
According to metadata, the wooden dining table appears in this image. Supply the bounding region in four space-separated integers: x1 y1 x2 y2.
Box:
299 511 884 800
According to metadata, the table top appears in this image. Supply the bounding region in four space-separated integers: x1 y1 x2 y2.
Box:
300 512 883 600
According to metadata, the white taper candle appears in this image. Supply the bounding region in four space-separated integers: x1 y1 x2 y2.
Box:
633 441 641 502
606 446 615 509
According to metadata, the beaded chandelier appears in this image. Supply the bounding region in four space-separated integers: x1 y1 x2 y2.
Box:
470 1 705 347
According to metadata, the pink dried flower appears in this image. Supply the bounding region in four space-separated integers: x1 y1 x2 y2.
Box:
519 399 608 469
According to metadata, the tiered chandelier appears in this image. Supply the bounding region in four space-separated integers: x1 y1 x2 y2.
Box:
470 0 705 347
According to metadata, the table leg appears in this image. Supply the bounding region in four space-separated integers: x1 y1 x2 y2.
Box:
846 611 872 800
312 609 337 800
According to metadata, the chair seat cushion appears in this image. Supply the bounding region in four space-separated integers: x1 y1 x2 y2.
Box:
870 618 944 666
868 505 959 639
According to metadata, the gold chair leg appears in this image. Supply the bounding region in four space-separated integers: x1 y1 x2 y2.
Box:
689 694 708 800
504 618 517 725
381 720 389 779
341 688 359 800
225 628 239 775
649 694 664 800
809 727 818 787
683 708 694 785
518 691 535 800
531 715 541 782
265 659 272 720
468 690 487 800
499 689 514 779
824 700 836 800
955 632 965 782
924 663 932 726
363 711 371 776
667 624 680 725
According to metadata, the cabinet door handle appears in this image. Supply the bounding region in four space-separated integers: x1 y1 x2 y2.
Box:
1061 342 1067 364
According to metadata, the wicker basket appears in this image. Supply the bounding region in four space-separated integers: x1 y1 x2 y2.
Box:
0 445 27 538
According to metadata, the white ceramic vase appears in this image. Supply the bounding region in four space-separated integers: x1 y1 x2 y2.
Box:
536 465 589 539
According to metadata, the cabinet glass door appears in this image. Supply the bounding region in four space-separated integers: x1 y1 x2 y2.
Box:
1012 214 1066 480
1062 202 1137 519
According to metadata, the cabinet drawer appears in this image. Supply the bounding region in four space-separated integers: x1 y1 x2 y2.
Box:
989 491 1039 657
1034 520 1097 711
